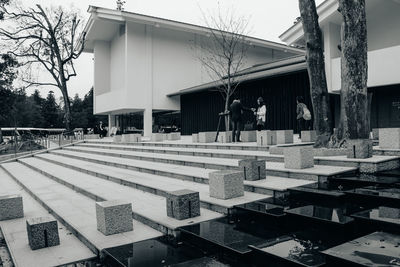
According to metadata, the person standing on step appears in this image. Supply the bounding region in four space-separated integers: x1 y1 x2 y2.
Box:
296 96 312 139
228 98 251 142
253 97 267 131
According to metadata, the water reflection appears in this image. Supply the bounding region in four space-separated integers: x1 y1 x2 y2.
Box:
352 206 400 224
286 205 354 224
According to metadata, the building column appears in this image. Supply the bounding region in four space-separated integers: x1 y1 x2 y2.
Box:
108 115 116 136
143 109 152 137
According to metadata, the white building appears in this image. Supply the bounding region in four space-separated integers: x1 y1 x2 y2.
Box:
280 0 400 128
82 6 303 136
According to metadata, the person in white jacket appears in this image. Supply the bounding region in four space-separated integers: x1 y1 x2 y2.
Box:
253 97 266 131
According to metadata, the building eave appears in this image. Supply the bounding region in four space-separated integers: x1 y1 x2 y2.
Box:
168 56 307 97
279 0 338 45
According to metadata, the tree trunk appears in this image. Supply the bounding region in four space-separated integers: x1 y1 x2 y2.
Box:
298 0 333 147
338 0 369 139
224 96 230 131
60 81 72 131
0 128 3 143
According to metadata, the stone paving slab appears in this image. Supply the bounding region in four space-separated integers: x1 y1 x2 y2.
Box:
0 167 96 267
16 157 223 232
35 153 270 212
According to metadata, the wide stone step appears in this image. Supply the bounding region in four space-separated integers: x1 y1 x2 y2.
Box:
77 142 281 161
0 167 96 267
1 162 162 255
16 157 223 235
35 153 270 214
64 145 239 170
86 139 270 151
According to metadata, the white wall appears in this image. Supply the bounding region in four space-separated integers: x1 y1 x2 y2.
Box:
110 28 126 93
331 45 400 91
93 41 111 97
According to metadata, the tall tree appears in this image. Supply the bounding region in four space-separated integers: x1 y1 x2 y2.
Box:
298 0 332 147
0 4 86 131
338 0 369 140
195 6 251 130
42 91 59 128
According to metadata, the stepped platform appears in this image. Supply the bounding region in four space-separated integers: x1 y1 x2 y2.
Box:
322 232 400 266
48 149 322 197
76 142 398 174
0 168 96 267
14 157 223 235
55 147 356 183
34 153 270 214
374 145 400 156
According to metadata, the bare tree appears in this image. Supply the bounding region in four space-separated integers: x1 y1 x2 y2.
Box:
338 0 369 140
298 0 333 147
0 3 85 131
195 6 251 130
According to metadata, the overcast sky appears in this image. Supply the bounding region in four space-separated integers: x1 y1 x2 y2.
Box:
18 0 324 98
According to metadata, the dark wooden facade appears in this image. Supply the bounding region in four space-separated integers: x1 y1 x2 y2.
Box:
180 70 313 135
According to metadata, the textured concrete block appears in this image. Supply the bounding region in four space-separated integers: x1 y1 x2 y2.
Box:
301 130 317 142
276 130 294 144
347 139 373 159
238 159 266 181
379 128 400 149
379 206 400 219
113 135 122 143
0 194 23 221
209 170 244 199
256 130 277 146
241 131 256 142
121 134 142 143
372 128 379 140
284 146 314 169
26 217 60 250
192 133 199 143
96 200 133 236
152 133 164 142
218 131 232 143
168 132 181 141
198 131 216 143
166 189 200 220
269 146 284 155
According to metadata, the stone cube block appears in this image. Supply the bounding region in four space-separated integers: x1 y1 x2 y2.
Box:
346 139 373 159
26 217 60 250
198 131 216 143
113 135 122 143
152 133 164 142
238 159 266 181
379 128 400 149
301 130 317 142
372 128 379 140
0 194 23 221
168 132 181 141
218 131 232 143
209 170 244 199
96 200 133 236
276 130 294 144
284 146 314 169
122 134 142 143
192 133 199 143
378 206 400 219
256 130 277 146
166 189 200 220
241 131 256 142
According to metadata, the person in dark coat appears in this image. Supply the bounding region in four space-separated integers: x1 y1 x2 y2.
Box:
229 98 251 142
